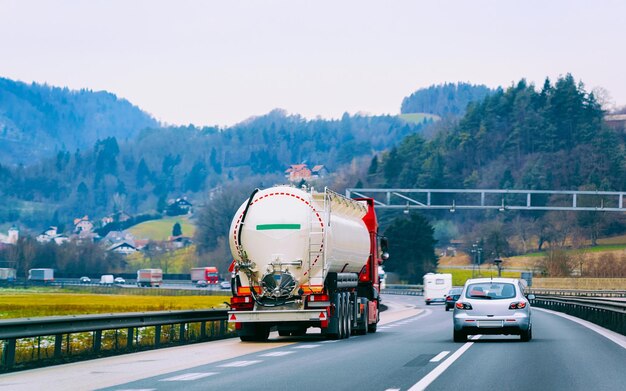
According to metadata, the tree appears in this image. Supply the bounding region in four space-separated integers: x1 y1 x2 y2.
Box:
382 213 438 284
172 222 182 237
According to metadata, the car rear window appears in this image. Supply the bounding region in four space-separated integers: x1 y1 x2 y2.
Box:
465 283 516 299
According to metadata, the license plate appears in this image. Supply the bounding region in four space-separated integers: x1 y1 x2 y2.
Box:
478 320 503 328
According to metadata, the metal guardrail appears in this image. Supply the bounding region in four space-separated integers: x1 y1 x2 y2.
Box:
530 289 626 298
0 309 230 372
382 284 423 296
531 295 626 336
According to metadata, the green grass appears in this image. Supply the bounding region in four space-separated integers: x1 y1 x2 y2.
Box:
0 291 229 319
437 268 521 287
127 215 196 241
399 113 441 124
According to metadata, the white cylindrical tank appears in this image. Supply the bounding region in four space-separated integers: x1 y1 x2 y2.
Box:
229 186 370 289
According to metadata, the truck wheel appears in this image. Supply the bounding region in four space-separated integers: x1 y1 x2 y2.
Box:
343 292 352 338
278 330 291 337
355 301 368 335
338 293 346 339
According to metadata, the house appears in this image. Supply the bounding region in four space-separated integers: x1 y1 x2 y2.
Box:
605 114 626 132
107 241 138 255
166 198 193 216
311 165 328 178
73 216 94 234
36 227 69 245
102 231 135 247
168 235 193 250
285 164 327 182
0 226 18 245
102 211 132 226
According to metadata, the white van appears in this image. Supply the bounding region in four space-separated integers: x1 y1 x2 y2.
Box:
423 273 452 305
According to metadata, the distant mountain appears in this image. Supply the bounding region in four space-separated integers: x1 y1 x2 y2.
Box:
401 82 493 117
0 77 159 165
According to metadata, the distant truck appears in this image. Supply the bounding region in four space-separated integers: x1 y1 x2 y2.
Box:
0 268 17 281
423 273 452 305
28 268 54 282
137 268 163 287
190 267 219 284
99 274 114 286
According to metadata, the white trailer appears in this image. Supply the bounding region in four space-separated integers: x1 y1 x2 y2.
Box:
0 268 17 281
423 273 452 305
28 268 54 282
137 268 163 287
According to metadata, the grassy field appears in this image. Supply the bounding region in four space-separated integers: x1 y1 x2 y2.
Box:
399 113 441 124
127 215 196 241
0 290 229 319
437 268 521 287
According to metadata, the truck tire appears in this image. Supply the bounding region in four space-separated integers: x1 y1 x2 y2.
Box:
338 293 346 339
343 292 352 338
239 324 270 342
355 301 368 335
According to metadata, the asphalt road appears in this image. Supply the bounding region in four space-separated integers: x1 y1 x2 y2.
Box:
2 295 625 391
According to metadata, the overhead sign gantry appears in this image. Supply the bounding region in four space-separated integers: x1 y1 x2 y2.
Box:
345 188 626 213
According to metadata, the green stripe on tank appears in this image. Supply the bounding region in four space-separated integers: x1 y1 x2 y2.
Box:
256 224 301 230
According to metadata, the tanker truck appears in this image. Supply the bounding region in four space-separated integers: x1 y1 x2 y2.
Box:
227 186 388 341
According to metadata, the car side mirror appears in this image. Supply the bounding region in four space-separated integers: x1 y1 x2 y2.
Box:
527 294 536 300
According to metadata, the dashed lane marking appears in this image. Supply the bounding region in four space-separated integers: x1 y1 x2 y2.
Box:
292 344 320 349
408 335 481 391
429 351 450 362
260 351 296 357
160 372 218 381
320 340 339 343
218 360 261 367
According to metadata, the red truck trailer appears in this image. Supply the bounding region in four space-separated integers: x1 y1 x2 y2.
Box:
190 267 220 284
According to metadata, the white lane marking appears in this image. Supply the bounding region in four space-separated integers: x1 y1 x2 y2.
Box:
470 334 481 340
385 389 400 391
292 344 320 349
429 351 450 362
260 351 295 357
218 360 261 367
408 335 481 391
320 340 339 343
160 372 218 381
534 307 626 350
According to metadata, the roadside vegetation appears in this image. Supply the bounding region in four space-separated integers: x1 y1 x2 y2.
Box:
0 290 229 319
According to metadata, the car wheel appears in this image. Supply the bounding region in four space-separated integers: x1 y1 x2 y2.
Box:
521 325 532 342
453 329 466 342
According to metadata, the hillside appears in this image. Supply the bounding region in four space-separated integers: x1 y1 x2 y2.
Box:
0 77 158 165
401 82 493 117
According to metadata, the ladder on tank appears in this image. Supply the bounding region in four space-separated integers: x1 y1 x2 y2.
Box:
307 189 330 287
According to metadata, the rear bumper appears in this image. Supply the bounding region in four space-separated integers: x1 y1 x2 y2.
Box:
453 313 531 334
228 310 327 323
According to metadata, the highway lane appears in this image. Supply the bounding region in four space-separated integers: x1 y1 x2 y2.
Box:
2 295 626 391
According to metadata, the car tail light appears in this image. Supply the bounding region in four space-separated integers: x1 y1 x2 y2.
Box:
509 301 527 310
231 295 254 310
446 296 453 301
455 302 472 310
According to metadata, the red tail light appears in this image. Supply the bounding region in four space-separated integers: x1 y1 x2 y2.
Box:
446 296 453 301
509 301 527 310
231 295 254 310
455 302 473 310
306 294 330 308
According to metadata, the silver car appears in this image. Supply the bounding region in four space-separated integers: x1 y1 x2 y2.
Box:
453 278 534 342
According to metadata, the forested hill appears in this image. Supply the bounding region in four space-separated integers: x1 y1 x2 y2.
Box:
372 75 626 191
0 78 159 165
401 82 493 117
0 109 427 229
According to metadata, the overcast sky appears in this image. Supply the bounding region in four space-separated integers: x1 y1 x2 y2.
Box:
1 0 624 126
